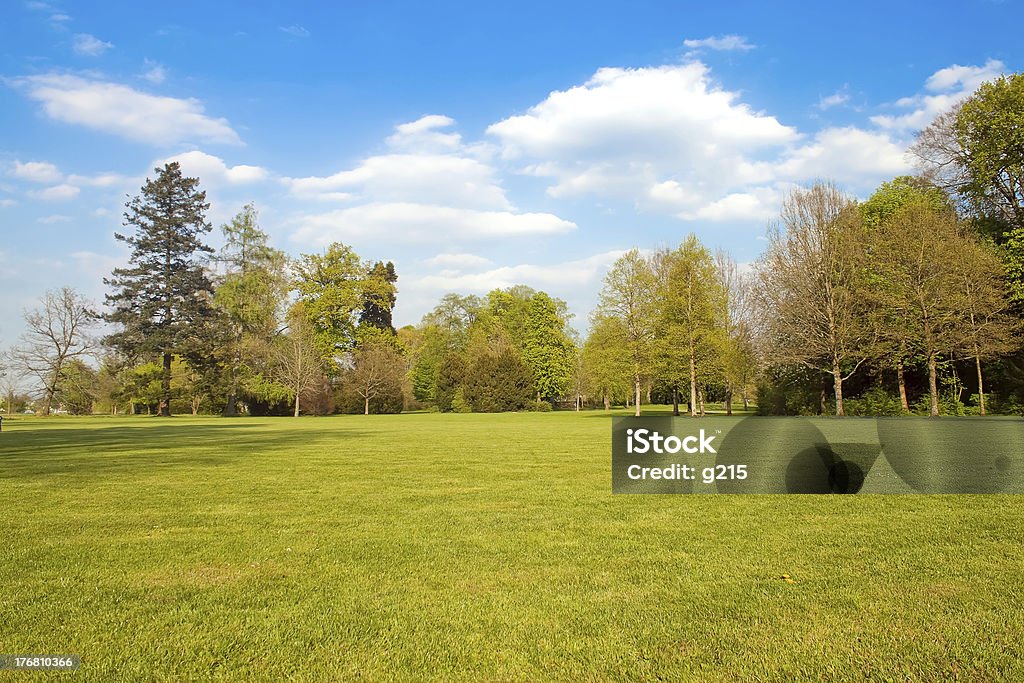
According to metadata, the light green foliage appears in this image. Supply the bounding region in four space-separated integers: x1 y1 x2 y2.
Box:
656 236 727 413
522 292 577 401
293 242 367 363
596 249 659 413
860 176 950 229
581 314 632 408
954 73 1024 230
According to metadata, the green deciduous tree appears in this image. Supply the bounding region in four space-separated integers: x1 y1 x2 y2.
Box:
104 162 216 416
596 249 658 416
657 236 725 417
293 242 369 367
214 203 289 415
522 292 576 402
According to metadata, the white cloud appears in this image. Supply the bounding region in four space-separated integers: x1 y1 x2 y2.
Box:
37 214 72 224
72 33 113 56
49 12 71 22
818 89 850 110
291 203 576 246
487 60 927 220
678 187 783 222
142 59 167 84
490 63 796 165
773 127 912 185
412 250 623 294
280 25 310 38
925 59 1004 92
424 253 493 268
67 172 131 187
286 116 509 208
871 59 1005 131
0 199 17 208
17 73 242 145
11 160 62 183
162 150 268 185
386 115 462 152
29 183 80 201
286 153 509 208
683 35 756 52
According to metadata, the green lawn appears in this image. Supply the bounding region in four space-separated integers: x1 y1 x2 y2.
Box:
1 411 1022 681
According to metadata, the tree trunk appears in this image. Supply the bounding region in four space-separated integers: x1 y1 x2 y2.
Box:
974 345 986 416
364 394 370 415
742 391 749 412
820 389 827 415
928 352 940 417
832 356 844 417
689 353 698 417
698 386 705 417
159 352 172 416
634 375 641 417
672 386 680 416
896 360 909 413
294 392 301 418
603 392 610 411
725 386 733 416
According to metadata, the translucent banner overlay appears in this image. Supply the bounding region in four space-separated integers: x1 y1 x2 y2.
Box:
611 417 1023 494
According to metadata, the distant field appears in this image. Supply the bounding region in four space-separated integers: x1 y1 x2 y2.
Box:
2 411 1022 681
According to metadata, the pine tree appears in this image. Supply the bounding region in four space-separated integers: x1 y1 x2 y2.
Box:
104 162 215 416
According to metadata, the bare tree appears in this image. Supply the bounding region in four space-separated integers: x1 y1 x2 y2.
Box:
715 249 757 415
273 307 324 417
754 182 874 416
10 287 96 415
347 339 405 415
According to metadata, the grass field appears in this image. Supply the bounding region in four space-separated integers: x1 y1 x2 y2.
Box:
2 411 1023 681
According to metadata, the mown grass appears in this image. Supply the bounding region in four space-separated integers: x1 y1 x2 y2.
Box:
1 411 1022 681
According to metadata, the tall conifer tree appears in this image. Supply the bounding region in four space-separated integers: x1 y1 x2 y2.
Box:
104 162 215 416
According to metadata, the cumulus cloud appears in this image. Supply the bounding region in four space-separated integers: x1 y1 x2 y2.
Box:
29 183 80 201
291 203 576 246
871 59 1005 131
683 35 756 52
285 115 511 209
412 250 623 293
162 150 268 185
424 252 493 268
72 33 113 56
487 60 929 220
11 160 62 183
16 73 242 145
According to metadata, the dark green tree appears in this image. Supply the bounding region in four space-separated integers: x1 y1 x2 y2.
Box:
359 261 398 333
104 162 216 416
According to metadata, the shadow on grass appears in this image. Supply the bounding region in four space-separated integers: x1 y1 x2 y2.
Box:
0 422 370 479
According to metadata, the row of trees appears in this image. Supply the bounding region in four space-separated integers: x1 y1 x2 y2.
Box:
5 72 1023 417
3 164 406 417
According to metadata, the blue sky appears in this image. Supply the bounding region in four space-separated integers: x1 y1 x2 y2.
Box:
1 0 1021 353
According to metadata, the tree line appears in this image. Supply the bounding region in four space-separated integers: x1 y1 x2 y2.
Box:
3 72 1023 417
